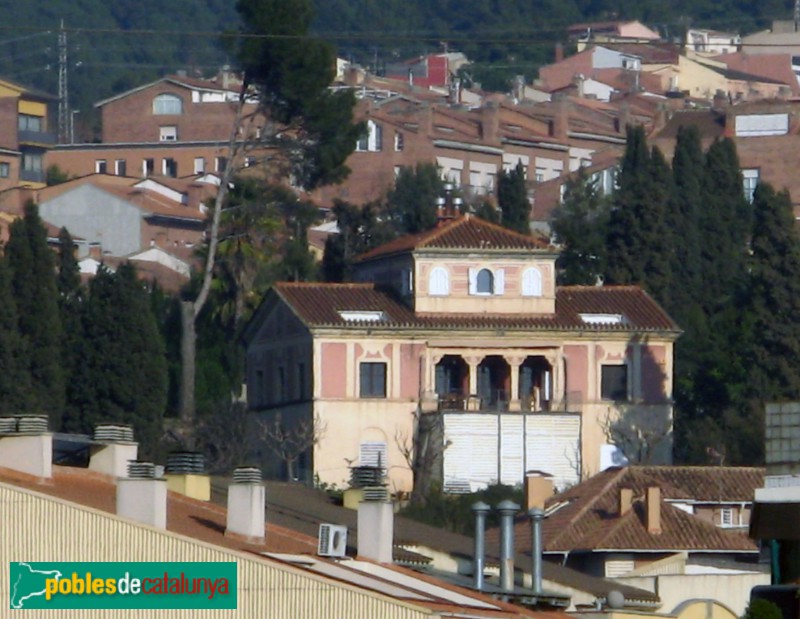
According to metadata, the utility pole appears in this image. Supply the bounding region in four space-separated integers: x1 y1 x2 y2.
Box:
57 20 69 144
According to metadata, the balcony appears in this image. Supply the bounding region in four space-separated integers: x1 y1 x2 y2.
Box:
18 130 56 146
20 169 45 183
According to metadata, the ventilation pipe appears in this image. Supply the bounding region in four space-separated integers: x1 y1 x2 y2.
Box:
498 500 520 592
116 461 167 529
529 507 545 594
472 501 490 590
89 424 137 478
0 415 51 479
357 486 394 563
226 466 265 542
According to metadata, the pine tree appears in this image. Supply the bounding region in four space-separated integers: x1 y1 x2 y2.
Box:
497 160 530 234
6 203 65 426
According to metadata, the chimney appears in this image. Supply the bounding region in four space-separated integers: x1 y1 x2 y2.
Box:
89 424 138 478
186 183 204 209
646 486 662 534
226 466 265 543
357 486 394 563
555 42 565 63
472 501 490 590
550 98 570 139
116 461 167 529
165 451 210 501
619 487 633 516
528 508 545 595
480 102 500 143
524 471 554 511
497 500 519 592
0 415 51 480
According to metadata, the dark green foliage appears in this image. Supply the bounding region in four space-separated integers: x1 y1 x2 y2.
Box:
233 0 362 189
474 200 501 224
6 203 64 427
551 167 609 285
46 165 69 186
69 264 168 456
0 258 31 414
387 163 444 234
321 200 396 282
56 228 81 299
497 161 530 234
741 598 783 619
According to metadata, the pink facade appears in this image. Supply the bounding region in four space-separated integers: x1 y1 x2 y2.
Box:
320 343 347 398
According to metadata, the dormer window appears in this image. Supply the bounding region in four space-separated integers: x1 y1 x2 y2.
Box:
153 93 183 115
469 268 505 296
522 267 543 297
429 267 449 296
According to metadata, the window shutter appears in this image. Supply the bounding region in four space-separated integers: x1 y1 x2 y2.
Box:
495 269 505 295
359 441 387 468
522 268 542 297
468 268 477 295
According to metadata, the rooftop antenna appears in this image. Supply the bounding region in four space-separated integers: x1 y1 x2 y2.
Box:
57 20 69 144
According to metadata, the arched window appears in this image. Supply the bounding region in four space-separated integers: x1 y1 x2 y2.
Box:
476 268 494 294
522 267 543 297
429 267 449 296
153 94 183 115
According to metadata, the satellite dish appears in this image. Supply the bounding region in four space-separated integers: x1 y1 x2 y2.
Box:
607 590 625 609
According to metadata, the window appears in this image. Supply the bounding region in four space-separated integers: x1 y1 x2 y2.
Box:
159 126 177 141
742 168 759 203
429 267 449 296
522 267 543 297
215 156 227 173
0 162 8 178
23 153 42 172
297 362 306 400
18 114 42 132
469 267 504 296
394 131 404 151
477 269 493 293
356 120 383 152
601 365 629 402
359 362 387 398
720 507 734 526
162 158 178 178
275 366 286 402
153 94 183 115
193 157 205 174
535 167 545 182
114 159 126 177
95 159 107 174
245 156 257 168
142 159 154 177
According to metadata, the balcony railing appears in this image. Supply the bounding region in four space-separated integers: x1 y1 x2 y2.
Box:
20 169 45 183
18 130 56 145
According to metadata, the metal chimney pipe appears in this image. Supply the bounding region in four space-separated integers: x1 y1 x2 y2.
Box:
529 507 545 594
497 500 520 592
472 501 490 590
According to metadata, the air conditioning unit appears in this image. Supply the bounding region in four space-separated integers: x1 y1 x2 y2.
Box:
317 524 348 558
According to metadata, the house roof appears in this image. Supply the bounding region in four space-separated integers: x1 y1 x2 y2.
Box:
269 282 680 333
355 215 552 263
95 74 240 108
214 478 660 605
492 466 763 555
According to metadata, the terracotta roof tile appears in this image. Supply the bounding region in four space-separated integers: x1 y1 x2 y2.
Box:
273 282 680 333
355 215 551 263
493 466 763 555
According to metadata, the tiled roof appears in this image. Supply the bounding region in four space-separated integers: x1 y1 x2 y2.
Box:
102 186 206 221
494 466 763 555
355 215 552 263
272 282 680 333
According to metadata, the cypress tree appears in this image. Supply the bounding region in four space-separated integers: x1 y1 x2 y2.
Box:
0 257 30 413
551 167 610 285
387 163 443 234
605 125 651 286
76 265 168 456
497 161 530 234
6 203 64 426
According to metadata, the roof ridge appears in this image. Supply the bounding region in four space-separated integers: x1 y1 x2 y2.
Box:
416 215 469 247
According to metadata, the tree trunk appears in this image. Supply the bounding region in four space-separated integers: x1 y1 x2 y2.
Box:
179 300 197 445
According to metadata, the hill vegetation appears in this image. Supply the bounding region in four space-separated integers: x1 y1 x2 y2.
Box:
0 0 796 134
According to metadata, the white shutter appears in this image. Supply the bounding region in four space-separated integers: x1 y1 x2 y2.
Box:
522 267 542 297
468 268 477 295
429 267 449 296
495 269 505 295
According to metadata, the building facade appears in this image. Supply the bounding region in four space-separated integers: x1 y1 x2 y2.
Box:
244 216 679 493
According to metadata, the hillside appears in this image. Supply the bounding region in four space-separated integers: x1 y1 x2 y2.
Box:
0 0 795 135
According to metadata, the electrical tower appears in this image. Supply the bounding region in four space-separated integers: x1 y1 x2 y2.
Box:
57 20 69 144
